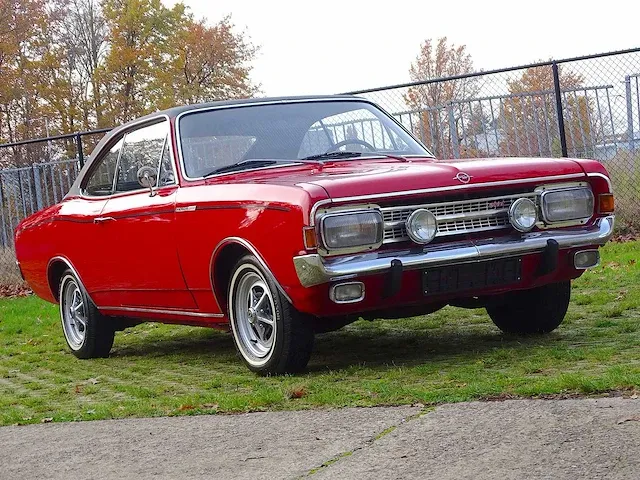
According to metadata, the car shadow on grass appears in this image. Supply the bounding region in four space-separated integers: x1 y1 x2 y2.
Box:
109 320 556 373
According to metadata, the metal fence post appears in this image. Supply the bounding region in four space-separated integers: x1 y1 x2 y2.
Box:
32 163 43 211
447 102 460 158
75 133 84 168
0 176 7 248
625 75 635 151
552 63 569 157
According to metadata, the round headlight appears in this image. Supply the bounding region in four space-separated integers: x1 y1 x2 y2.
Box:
406 209 437 244
509 198 537 232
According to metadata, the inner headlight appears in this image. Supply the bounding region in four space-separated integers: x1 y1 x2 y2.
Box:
509 198 537 232
542 187 594 223
321 210 383 250
406 209 438 244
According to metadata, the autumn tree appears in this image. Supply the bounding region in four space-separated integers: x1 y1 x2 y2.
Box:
405 37 479 158
1 0 258 167
169 16 258 106
500 65 595 157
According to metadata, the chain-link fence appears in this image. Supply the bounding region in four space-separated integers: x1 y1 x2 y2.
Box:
1 47 640 286
0 130 110 286
347 48 640 230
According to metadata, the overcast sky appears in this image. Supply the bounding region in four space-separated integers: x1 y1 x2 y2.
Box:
164 0 640 97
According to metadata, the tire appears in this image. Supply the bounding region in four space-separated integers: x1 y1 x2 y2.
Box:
486 281 571 334
59 270 114 359
228 255 314 375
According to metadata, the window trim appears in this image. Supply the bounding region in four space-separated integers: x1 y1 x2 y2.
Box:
80 115 177 198
175 98 435 182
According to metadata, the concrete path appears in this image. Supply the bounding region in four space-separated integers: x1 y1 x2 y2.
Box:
1 398 638 479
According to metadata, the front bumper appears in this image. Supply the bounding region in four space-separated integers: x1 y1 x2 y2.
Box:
293 216 614 287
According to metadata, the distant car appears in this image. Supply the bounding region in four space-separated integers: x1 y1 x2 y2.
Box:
14 96 615 374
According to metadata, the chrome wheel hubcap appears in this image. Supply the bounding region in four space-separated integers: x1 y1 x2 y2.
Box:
232 269 276 363
61 278 87 350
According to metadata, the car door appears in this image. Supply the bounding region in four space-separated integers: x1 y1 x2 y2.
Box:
60 136 124 297
89 120 196 310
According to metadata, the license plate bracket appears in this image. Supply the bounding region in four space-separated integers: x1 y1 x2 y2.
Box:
422 257 522 296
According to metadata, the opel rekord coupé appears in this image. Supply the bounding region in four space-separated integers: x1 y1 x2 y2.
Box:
14 96 615 374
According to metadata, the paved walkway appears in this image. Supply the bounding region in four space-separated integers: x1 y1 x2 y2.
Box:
1 398 638 479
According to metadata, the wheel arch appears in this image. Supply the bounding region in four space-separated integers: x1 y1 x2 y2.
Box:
210 237 292 313
47 256 93 304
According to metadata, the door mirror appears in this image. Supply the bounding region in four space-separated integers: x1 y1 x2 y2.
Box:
137 166 158 196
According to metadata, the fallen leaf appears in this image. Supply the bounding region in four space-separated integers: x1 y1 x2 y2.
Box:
87 378 99 385
41 418 53 423
288 387 307 399
86 409 96 415
202 403 219 410
178 404 195 411
74 385 83 394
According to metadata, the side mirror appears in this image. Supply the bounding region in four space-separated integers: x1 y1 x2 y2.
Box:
137 166 158 197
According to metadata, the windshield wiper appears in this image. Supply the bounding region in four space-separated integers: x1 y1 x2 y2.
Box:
301 151 365 161
301 151 409 162
202 158 322 177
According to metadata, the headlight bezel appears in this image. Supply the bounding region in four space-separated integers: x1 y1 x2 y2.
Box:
537 183 594 227
317 205 384 256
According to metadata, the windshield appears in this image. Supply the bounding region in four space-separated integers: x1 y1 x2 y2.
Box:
178 100 433 178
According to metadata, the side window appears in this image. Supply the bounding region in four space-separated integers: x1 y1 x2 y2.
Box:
84 138 123 196
115 121 169 192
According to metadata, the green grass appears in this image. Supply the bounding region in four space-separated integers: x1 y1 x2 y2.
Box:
1 241 639 426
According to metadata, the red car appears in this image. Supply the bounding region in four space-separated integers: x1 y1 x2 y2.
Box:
14 96 615 375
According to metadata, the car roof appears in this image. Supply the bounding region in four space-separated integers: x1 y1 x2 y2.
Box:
155 94 364 119
67 95 367 197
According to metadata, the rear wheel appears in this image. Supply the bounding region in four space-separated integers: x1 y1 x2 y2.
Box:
228 255 314 375
59 271 114 358
486 281 571 334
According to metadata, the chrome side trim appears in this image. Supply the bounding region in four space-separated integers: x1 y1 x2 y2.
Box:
209 237 293 311
308 173 586 226
47 256 94 304
587 172 613 193
293 216 615 287
98 306 224 318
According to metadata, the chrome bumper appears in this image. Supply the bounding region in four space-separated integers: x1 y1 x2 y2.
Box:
293 216 615 287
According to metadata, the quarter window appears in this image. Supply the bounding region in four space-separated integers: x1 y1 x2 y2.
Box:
116 122 170 192
84 138 123 196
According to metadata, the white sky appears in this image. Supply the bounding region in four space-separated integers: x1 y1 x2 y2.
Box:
164 0 640 97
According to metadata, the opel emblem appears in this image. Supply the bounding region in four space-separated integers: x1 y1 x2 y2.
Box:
454 172 472 184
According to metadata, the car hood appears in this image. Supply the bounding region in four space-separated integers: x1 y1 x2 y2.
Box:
256 157 587 200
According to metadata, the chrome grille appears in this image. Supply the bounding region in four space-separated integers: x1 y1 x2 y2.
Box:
382 193 538 243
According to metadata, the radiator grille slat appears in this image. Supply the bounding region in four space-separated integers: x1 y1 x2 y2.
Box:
382 193 537 243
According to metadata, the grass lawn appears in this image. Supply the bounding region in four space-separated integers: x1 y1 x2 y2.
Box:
1 241 639 426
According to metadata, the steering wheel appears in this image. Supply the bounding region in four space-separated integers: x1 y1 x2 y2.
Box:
327 139 376 153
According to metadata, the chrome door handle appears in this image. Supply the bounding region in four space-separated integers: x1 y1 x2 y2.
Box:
94 216 115 224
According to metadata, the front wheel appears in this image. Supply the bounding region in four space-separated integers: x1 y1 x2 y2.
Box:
486 281 571 334
228 255 314 375
59 271 114 358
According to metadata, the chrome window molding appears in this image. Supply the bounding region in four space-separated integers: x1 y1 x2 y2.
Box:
79 114 177 199
174 97 434 182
